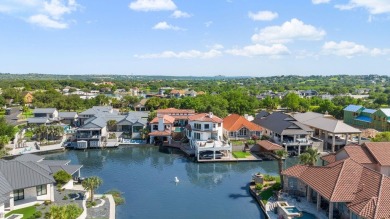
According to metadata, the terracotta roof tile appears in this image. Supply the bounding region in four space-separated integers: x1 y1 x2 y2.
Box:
364 142 390 166
321 153 336 163
148 131 171 136
256 140 283 151
189 113 223 123
156 108 195 115
223 114 263 132
150 115 175 124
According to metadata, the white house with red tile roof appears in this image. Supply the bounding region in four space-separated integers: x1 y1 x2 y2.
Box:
223 114 263 140
186 112 232 160
148 115 175 145
282 157 390 219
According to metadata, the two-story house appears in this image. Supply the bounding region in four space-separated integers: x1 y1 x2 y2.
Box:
223 114 263 140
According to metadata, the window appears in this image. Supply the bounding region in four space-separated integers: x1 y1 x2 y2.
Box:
230 132 234 137
153 125 158 131
213 124 216 128
14 189 24 201
204 124 210 130
194 132 201 140
194 123 201 130
37 185 47 196
255 131 261 136
218 123 221 127
239 128 247 136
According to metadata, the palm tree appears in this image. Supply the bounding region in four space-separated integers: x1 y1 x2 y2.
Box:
106 120 117 132
82 176 103 202
299 148 320 166
275 150 288 189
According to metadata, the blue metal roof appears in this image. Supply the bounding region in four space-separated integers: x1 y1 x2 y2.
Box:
355 116 372 123
344 105 363 112
362 108 376 114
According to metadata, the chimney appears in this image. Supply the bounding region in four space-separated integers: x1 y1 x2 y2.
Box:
209 112 213 118
158 116 164 131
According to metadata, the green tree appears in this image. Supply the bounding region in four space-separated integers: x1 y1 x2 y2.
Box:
53 170 72 185
371 132 390 142
281 93 300 111
106 120 117 132
299 148 320 166
275 150 288 189
82 176 103 202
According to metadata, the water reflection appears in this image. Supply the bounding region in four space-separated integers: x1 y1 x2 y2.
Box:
44 146 298 219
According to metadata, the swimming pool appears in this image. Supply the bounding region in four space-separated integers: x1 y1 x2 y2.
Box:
285 206 300 213
299 211 317 219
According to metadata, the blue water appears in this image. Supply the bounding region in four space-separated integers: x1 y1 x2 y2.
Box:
44 146 298 219
285 206 300 213
299 211 317 219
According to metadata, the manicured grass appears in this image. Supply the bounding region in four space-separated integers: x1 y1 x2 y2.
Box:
259 176 281 204
21 110 33 119
232 151 251 158
5 206 36 219
231 140 245 146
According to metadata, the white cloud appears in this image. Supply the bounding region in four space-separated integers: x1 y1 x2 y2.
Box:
312 0 330 4
134 49 222 59
210 44 224 50
129 0 176 11
28 14 68 28
171 10 191 18
225 44 290 57
248 11 278 21
0 0 80 29
43 0 78 19
152 21 183 30
335 0 390 14
321 41 390 58
205 21 213 27
251 18 326 44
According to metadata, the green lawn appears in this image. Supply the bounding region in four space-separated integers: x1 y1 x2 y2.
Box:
5 206 36 219
232 151 251 158
259 176 281 204
230 140 245 146
21 110 33 119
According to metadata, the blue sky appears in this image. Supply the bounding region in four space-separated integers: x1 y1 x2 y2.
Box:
0 0 390 76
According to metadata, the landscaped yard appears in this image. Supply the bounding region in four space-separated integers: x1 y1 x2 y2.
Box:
21 109 33 119
232 151 251 158
230 140 245 146
5 206 36 219
259 176 281 204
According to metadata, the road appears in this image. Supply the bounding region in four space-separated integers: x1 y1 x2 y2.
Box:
4 107 25 126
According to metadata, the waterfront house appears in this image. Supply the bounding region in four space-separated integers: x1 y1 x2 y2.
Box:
321 142 390 176
76 108 148 147
292 112 362 152
282 156 390 219
149 108 195 144
186 112 232 161
343 104 390 131
0 154 82 218
252 112 313 154
223 114 263 140
27 108 60 126
78 106 116 126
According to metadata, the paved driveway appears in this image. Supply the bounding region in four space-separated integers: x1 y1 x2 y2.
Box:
4 107 24 126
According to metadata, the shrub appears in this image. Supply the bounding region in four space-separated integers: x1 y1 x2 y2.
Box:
44 200 51 206
263 174 275 181
272 182 282 191
34 211 42 218
62 196 68 200
246 139 255 145
105 189 125 206
255 183 263 191
53 170 72 184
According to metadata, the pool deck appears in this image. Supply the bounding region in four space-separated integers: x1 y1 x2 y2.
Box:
265 194 327 219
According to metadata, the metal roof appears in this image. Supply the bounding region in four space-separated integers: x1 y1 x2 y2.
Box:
49 165 83 176
253 112 311 135
14 154 44 162
0 160 54 190
344 105 363 112
33 108 57 114
27 117 51 124
0 171 12 202
58 112 78 118
362 109 376 114
380 108 390 117
39 160 70 166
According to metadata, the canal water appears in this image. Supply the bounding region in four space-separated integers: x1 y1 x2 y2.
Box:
45 146 298 219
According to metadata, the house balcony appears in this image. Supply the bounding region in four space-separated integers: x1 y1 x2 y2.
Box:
76 134 101 139
193 140 232 153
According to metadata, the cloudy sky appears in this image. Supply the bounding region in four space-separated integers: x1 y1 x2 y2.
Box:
1 0 390 76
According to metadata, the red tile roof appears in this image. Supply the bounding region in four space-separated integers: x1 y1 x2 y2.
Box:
157 108 195 115
148 130 171 136
223 114 263 132
364 142 390 166
321 153 336 163
256 140 283 151
283 158 390 218
343 145 376 164
150 115 175 124
188 113 223 123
